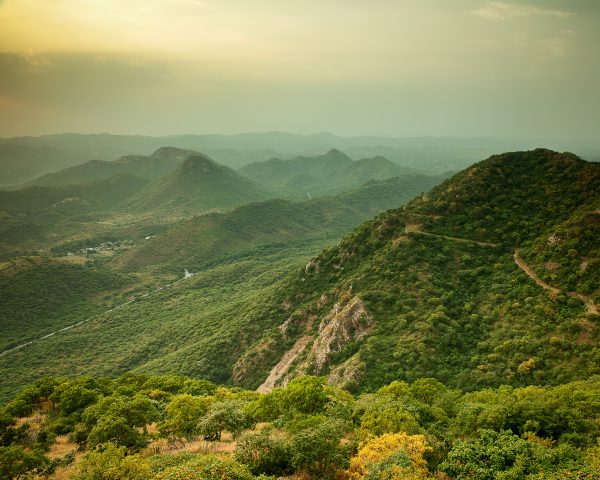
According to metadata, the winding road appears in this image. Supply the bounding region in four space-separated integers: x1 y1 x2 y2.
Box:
405 224 597 316
0 275 191 358
514 249 598 315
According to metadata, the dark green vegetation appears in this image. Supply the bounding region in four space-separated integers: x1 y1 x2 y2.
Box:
1 374 598 479
2 149 598 401
233 149 599 393
0 257 132 351
0 147 443 403
114 175 444 272
0 239 335 404
122 154 270 214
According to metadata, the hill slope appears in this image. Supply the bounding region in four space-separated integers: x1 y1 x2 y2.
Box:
1 149 598 402
29 147 194 187
0 174 149 215
231 149 600 392
238 149 418 198
123 153 271 213
112 174 445 271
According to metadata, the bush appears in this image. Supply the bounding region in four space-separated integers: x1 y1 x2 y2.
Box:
73 443 151 480
160 394 216 440
281 376 328 415
289 418 350 478
234 427 291 476
198 400 251 441
440 430 583 480
347 432 433 479
0 445 49 479
155 454 254 480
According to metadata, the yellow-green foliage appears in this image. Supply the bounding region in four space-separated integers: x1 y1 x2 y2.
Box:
347 433 433 480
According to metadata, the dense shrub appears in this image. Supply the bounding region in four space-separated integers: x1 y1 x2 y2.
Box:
234 427 291 476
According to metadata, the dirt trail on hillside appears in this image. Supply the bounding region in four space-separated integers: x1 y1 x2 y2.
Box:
567 292 599 316
405 224 499 247
513 250 560 295
257 335 312 393
514 250 598 315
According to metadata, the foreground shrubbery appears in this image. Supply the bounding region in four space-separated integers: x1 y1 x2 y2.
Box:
1 373 599 479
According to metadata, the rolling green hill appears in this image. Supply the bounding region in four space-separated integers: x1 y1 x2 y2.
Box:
0 240 326 403
238 149 419 198
0 173 444 402
123 154 271 214
0 256 135 352
28 147 195 187
231 149 600 392
111 174 445 272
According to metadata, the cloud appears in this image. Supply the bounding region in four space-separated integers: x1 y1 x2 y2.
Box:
539 38 566 57
471 2 572 21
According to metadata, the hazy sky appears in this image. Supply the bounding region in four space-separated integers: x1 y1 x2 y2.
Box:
0 0 598 138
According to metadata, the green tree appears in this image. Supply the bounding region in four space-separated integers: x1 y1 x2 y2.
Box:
198 400 251 441
440 430 582 480
81 394 159 449
280 376 328 415
0 445 49 479
234 426 291 476
51 382 99 416
155 454 254 480
356 395 421 441
289 418 350 478
161 394 216 440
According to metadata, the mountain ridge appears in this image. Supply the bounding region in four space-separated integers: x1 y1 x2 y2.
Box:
230 149 600 392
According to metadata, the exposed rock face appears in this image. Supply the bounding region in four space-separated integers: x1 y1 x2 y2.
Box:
305 294 373 373
256 336 312 393
231 334 280 385
278 311 316 339
252 292 374 392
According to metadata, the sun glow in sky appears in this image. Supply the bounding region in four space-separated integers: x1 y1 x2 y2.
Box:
0 0 598 138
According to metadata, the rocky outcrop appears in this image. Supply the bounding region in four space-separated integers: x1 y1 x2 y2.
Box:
254 292 374 392
256 336 312 393
303 293 373 373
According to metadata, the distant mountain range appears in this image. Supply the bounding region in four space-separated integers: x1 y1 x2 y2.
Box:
2 132 597 187
122 154 271 214
238 149 420 198
1 147 443 218
28 147 195 187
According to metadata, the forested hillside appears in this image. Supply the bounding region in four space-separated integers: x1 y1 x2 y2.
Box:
1 149 599 479
232 149 600 392
112 175 444 272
